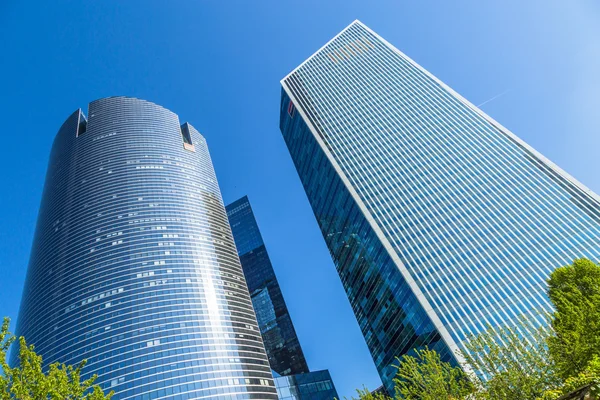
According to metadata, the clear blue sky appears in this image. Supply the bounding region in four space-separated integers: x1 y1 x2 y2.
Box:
1 1 599 398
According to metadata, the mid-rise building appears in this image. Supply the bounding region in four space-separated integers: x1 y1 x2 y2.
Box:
279 20 600 393
273 370 338 400
14 97 277 399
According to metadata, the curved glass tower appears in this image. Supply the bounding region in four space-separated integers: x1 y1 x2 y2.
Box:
279 21 600 393
14 97 277 400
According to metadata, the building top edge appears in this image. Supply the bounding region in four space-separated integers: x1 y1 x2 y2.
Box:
225 195 251 210
280 19 366 85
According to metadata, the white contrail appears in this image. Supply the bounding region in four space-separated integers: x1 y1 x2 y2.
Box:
477 89 511 107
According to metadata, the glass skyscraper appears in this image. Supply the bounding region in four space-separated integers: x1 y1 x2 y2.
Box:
273 370 338 400
226 196 308 376
14 97 277 400
226 196 338 400
279 20 600 393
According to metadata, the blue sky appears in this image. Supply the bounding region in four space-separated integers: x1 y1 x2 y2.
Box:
1 1 599 398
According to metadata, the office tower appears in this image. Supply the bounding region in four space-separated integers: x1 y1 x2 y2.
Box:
226 196 308 376
14 97 277 399
226 196 339 400
279 20 600 393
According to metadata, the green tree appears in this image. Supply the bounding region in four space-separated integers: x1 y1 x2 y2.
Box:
352 348 472 400
392 347 474 400
541 355 600 400
0 317 112 400
547 258 600 380
351 386 391 400
461 319 560 400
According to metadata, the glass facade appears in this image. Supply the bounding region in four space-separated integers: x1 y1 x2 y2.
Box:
274 370 338 400
279 20 600 393
226 196 309 376
14 97 277 399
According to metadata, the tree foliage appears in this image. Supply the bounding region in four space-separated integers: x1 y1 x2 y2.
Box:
461 320 560 400
0 317 112 400
541 355 600 400
352 348 473 400
393 347 474 400
351 386 391 400
547 258 600 380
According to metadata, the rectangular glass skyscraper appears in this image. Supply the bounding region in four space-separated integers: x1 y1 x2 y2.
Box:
226 196 309 376
279 20 600 393
226 197 340 400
